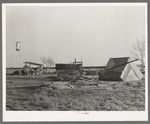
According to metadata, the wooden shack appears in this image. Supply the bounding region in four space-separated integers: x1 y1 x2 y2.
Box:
82 66 105 76
56 63 82 80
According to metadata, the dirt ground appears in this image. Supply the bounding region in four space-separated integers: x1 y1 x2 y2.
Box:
6 74 145 111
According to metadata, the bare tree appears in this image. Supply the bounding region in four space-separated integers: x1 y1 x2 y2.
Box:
41 57 55 76
41 57 48 68
47 57 54 67
131 37 145 73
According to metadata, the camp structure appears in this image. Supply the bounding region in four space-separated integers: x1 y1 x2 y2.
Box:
100 57 143 81
56 61 82 80
82 66 105 75
23 61 44 75
56 64 82 80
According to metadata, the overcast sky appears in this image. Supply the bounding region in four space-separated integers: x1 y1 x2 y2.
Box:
5 3 146 67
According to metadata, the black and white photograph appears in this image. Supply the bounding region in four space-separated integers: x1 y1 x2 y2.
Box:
3 3 148 121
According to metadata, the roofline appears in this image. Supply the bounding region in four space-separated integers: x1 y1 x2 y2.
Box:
110 57 130 59
103 59 138 71
23 62 44 66
56 63 82 65
43 67 55 69
83 66 106 68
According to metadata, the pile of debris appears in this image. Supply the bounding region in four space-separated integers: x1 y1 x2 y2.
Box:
69 76 101 88
47 75 75 81
35 82 75 90
47 76 62 81
10 69 25 76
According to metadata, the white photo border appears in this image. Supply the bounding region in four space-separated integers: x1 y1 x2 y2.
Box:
2 3 148 121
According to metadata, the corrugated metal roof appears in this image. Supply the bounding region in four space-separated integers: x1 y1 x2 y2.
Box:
23 62 44 66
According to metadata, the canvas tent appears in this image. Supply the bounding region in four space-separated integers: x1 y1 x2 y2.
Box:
100 57 143 81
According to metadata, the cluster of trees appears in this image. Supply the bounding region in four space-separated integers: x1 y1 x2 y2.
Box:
41 57 54 68
131 36 145 73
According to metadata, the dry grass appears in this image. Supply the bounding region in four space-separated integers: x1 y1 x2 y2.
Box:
6 75 145 111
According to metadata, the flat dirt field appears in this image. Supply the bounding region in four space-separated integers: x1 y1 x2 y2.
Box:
6 74 145 111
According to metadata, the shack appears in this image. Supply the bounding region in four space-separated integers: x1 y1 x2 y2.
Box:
56 63 82 80
82 66 105 76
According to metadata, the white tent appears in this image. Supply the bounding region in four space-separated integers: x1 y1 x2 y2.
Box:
121 58 143 81
101 57 143 81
